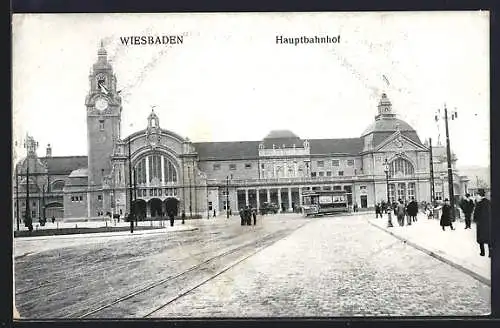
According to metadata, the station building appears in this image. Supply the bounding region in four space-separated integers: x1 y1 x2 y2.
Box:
13 45 470 221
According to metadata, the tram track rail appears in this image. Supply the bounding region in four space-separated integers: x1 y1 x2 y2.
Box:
14 232 203 297
14 219 310 319
70 223 309 318
15 224 240 300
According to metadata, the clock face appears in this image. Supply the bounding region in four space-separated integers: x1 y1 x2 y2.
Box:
96 73 106 85
95 97 109 111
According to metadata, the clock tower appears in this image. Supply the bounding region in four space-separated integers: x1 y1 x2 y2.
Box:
85 42 122 214
375 93 395 120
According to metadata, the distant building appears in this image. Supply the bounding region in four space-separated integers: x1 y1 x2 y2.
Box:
13 45 470 222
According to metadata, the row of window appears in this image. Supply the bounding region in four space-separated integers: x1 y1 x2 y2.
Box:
213 160 355 171
214 163 252 171
135 188 178 197
387 182 416 203
16 201 37 207
317 159 354 167
311 171 345 177
71 195 84 202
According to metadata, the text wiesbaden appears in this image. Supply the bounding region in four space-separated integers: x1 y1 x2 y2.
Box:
120 35 184 45
276 35 341 46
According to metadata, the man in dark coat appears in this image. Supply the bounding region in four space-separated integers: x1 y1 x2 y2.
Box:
460 193 475 229
246 206 252 226
167 209 175 227
375 203 382 218
252 209 257 225
473 189 491 257
440 199 455 231
239 208 245 226
407 197 418 223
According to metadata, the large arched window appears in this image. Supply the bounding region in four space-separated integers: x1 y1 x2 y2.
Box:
389 158 414 177
134 154 178 185
164 158 177 183
149 154 161 182
51 180 65 191
136 158 147 184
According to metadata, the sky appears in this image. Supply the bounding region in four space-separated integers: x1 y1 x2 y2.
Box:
12 12 490 167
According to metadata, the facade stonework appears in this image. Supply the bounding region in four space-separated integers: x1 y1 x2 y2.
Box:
13 46 470 222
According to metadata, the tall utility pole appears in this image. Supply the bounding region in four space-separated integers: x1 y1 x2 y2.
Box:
226 175 229 218
133 168 138 226
429 138 436 206
188 165 192 218
42 184 46 220
15 166 19 231
25 156 30 226
444 104 455 219
128 138 134 221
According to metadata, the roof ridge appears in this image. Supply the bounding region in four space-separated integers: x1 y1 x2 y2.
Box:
40 155 87 159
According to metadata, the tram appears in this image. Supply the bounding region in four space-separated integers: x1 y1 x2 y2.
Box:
301 190 349 216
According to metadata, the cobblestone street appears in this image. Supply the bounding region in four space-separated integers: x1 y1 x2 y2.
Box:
150 215 490 317
14 214 490 318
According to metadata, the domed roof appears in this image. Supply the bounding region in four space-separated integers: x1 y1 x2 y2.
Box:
361 117 416 136
264 130 299 139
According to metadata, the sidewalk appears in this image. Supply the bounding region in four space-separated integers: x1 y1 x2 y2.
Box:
14 224 198 258
15 218 197 232
368 213 491 286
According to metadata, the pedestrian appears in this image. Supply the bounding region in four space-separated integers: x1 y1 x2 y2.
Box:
253 209 257 225
353 202 358 213
440 198 455 231
473 189 491 257
395 199 405 226
181 210 186 224
460 193 475 229
407 197 418 223
245 206 252 226
386 206 394 227
213 209 216 217
128 213 134 233
239 208 245 226
169 212 175 227
375 203 382 218
51 215 55 224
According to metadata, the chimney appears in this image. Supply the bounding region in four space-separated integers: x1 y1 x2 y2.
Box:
46 144 52 157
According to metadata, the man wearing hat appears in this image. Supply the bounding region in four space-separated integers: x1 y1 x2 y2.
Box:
460 193 475 229
473 188 492 257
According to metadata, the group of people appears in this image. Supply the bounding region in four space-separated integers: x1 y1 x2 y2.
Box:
374 190 492 258
375 198 419 226
239 206 257 226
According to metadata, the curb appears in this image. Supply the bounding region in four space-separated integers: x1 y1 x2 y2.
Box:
367 220 491 287
14 227 199 242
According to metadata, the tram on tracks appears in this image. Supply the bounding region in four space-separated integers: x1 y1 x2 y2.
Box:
301 190 349 216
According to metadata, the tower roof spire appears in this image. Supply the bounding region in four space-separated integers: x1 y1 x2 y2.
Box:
97 40 107 59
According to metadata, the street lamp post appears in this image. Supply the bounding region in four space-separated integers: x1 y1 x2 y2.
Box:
206 184 210 220
384 159 393 228
429 138 436 207
188 165 192 218
226 175 230 219
127 138 134 233
15 165 20 231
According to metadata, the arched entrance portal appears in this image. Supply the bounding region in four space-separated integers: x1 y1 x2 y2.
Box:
133 199 147 220
149 198 163 218
45 202 64 219
165 197 179 217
